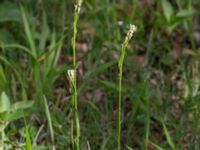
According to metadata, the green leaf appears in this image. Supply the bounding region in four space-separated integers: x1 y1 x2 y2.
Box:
97 78 127 92
0 44 35 58
0 2 22 23
162 120 176 150
43 96 55 149
12 100 34 110
161 0 174 23
176 9 195 18
0 29 15 44
125 145 134 150
78 61 115 93
39 11 50 51
0 92 10 113
150 142 164 150
98 79 119 91
87 141 91 150
32 146 48 150
0 66 7 90
4 109 31 122
0 111 8 122
20 6 37 58
26 128 33 150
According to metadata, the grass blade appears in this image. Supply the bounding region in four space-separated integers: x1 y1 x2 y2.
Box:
150 142 164 150
26 128 32 150
20 6 37 58
125 145 134 150
43 96 55 150
162 120 176 150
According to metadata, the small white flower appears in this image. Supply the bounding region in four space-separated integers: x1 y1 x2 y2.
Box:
67 69 75 83
123 24 137 46
75 0 82 14
130 24 137 33
119 24 137 67
127 24 137 41
118 21 123 26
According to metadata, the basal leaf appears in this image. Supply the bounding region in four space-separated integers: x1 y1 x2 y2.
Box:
161 0 174 23
0 92 10 113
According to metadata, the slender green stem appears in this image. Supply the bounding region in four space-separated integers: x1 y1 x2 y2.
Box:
118 65 123 150
118 24 136 150
71 1 82 149
145 101 150 150
71 108 74 149
118 44 125 150
73 15 80 150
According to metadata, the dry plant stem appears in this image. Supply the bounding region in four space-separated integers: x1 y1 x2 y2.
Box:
118 24 136 150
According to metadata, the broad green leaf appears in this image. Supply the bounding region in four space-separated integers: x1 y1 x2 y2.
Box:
4 109 31 122
0 2 22 23
176 9 195 18
0 92 10 113
12 100 34 110
0 111 9 122
161 0 174 23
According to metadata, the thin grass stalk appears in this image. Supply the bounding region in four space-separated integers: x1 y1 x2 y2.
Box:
71 0 82 149
43 96 55 150
162 120 176 150
71 112 74 149
68 70 76 149
118 24 136 150
73 8 79 150
118 65 122 150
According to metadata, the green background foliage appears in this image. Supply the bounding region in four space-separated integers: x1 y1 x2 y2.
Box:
0 0 200 149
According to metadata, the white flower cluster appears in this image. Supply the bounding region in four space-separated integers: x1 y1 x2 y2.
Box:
75 0 83 14
119 24 137 68
67 69 75 83
124 24 137 45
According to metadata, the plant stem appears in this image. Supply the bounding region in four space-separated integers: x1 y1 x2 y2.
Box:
118 64 123 150
71 108 74 149
118 24 136 150
73 15 80 150
72 1 82 149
